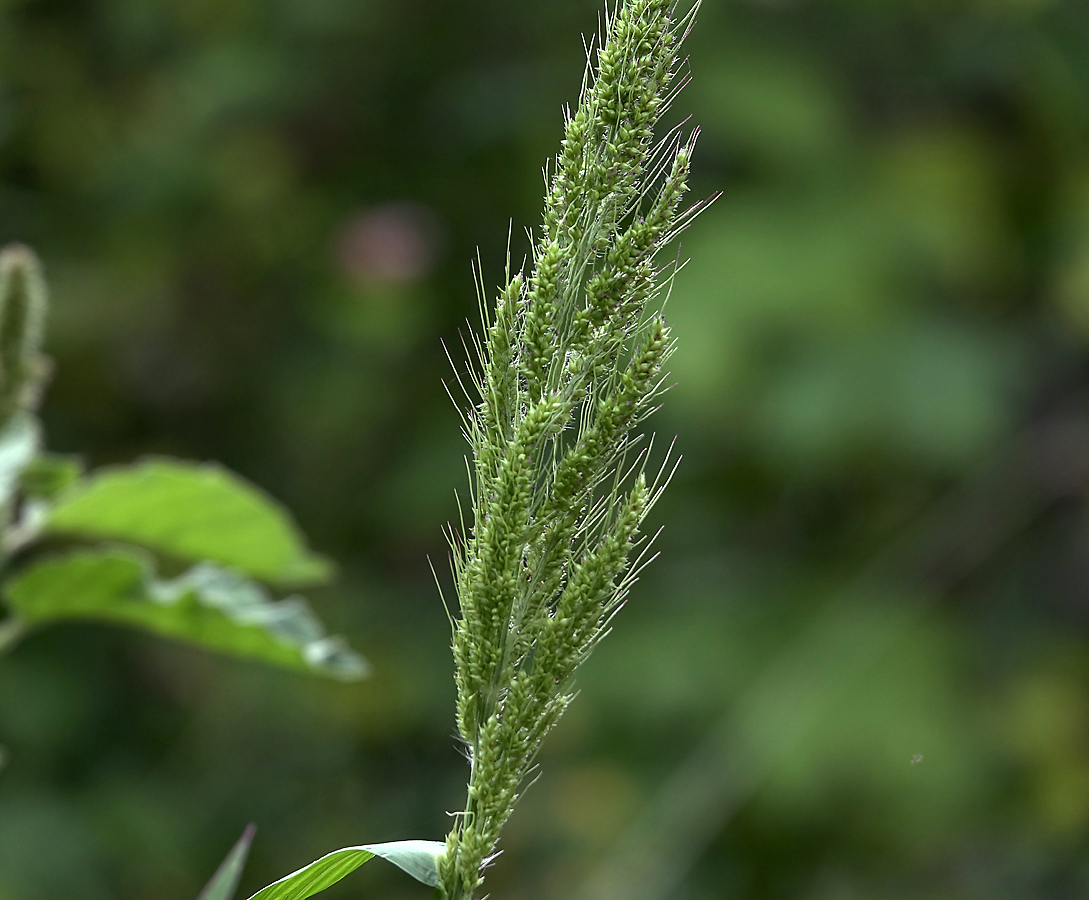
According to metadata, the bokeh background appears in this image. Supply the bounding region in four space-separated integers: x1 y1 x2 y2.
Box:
0 0 1087 897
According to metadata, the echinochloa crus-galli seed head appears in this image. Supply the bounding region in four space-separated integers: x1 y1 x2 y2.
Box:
437 3 714 899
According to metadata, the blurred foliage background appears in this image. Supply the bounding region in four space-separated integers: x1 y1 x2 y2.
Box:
0 0 1087 898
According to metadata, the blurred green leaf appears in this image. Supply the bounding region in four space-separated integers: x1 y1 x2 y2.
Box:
43 460 332 585
692 49 847 170
753 317 1016 469
873 126 1011 287
198 825 256 900
247 840 446 899
18 454 83 501
4 549 367 680
0 412 40 508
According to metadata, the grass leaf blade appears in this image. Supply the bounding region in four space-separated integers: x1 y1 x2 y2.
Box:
198 824 257 900
246 840 446 900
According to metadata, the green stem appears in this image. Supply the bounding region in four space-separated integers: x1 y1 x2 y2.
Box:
441 751 482 900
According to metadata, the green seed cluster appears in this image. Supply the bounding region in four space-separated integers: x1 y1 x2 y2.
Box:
439 3 703 899
0 245 49 424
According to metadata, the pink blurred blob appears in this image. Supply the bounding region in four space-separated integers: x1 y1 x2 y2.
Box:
336 202 444 287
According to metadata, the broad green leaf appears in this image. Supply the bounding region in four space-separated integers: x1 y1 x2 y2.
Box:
0 412 40 507
199 825 256 900
4 549 368 680
247 840 446 900
44 460 332 585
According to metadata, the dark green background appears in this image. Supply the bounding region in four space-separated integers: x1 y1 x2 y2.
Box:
1 0 1088 898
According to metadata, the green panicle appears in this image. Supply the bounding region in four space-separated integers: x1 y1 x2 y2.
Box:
439 2 706 898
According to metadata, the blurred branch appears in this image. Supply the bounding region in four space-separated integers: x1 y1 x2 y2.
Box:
578 406 1089 900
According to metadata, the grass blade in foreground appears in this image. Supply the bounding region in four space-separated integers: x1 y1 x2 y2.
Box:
246 840 446 900
199 825 257 900
4 549 367 679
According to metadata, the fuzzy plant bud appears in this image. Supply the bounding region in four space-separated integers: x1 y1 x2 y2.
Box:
0 244 49 422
